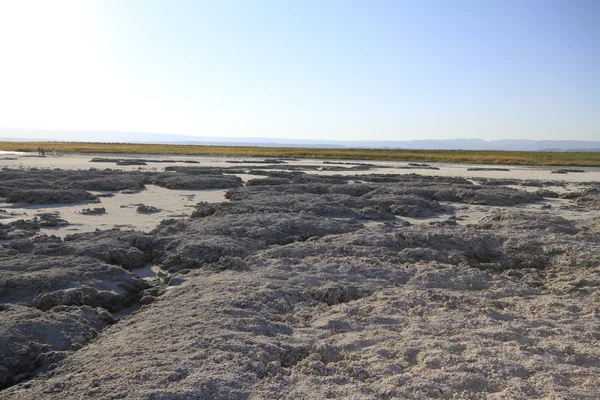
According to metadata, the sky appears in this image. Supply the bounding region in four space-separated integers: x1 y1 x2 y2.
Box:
0 0 598 142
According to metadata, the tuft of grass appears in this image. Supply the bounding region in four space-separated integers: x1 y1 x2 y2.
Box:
1 141 600 166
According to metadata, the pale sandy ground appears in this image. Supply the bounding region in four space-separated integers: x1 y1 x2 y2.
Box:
0 185 227 238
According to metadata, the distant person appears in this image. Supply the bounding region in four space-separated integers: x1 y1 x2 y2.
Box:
37 146 41 157
52 147 56 157
41 146 45 157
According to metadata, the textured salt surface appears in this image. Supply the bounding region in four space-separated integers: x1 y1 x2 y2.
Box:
0 153 599 399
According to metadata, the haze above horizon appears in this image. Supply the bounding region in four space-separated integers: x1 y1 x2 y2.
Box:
0 0 598 142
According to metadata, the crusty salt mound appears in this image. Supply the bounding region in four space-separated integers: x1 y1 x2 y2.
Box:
0 168 245 205
1 170 599 399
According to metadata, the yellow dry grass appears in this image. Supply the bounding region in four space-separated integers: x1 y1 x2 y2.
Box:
1 141 599 166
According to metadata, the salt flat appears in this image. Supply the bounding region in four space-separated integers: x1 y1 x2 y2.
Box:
0 152 599 399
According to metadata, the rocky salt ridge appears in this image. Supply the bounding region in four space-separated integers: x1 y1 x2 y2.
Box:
0 166 598 399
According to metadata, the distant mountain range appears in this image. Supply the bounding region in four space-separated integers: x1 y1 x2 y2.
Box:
1 128 599 151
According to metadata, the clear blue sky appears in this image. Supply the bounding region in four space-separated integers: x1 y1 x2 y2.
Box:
0 0 598 141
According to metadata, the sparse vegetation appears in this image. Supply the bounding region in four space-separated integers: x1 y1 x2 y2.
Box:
1 141 600 166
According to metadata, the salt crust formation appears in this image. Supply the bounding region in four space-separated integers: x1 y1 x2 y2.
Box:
0 167 599 399
0 168 243 201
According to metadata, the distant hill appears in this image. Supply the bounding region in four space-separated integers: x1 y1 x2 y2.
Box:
1 128 599 151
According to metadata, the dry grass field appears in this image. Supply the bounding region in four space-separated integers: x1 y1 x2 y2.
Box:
1 141 600 166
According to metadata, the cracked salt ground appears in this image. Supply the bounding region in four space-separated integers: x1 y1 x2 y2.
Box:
0 155 599 399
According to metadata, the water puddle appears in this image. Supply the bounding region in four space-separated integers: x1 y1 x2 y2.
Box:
132 264 162 280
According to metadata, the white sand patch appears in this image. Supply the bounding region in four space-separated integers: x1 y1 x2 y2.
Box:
0 185 228 237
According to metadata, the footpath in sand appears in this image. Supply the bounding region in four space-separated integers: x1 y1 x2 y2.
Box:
0 152 599 399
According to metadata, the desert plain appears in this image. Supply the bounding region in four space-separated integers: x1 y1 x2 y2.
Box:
0 151 599 399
